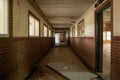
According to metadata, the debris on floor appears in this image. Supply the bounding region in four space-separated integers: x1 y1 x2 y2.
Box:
47 62 98 80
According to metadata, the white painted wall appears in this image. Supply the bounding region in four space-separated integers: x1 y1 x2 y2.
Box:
71 0 120 37
113 0 120 36
0 0 8 36
73 4 95 37
0 0 4 34
13 0 51 37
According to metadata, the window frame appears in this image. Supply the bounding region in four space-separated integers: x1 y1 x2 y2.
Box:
103 31 111 41
28 11 40 37
0 0 9 37
77 19 85 37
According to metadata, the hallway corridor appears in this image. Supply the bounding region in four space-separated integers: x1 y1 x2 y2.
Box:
27 46 101 80
1 0 120 80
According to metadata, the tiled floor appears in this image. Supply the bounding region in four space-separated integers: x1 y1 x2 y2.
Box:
27 46 101 80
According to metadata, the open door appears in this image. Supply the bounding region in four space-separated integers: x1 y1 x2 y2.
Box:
95 2 112 80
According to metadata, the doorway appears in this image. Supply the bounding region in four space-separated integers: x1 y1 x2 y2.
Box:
55 33 66 46
60 33 65 42
101 7 111 80
95 2 112 80
55 33 60 45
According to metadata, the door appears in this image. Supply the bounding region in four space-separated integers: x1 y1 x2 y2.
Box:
95 2 112 80
101 7 111 80
60 33 65 42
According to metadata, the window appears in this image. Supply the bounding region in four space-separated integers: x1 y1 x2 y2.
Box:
77 20 85 37
29 13 40 37
103 32 107 40
0 0 8 35
49 29 52 37
107 31 111 40
44 25 48 37
103 31 111 40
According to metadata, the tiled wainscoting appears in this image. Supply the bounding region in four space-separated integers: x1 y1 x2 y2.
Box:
69 37 96 71
0 37 53 80
111 36 120 80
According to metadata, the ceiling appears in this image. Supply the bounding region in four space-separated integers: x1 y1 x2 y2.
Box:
35 0 96 29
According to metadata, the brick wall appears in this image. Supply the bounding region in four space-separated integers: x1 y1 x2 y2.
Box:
0 37 53 80
111 36 120 80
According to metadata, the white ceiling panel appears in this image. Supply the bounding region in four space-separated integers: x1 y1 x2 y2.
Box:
35 0 96 29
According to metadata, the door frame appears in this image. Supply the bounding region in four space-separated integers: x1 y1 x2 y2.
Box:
95 0 112 72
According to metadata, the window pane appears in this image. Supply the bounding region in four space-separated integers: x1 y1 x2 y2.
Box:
44 26 47 37
49 29 51 37
107 35 111 40
0 0 8 34
107 31 111 36
35 20 39 36
0 0 4 34
107 31 111 40
103 32 107 40
29 24 34 36
29 16 34 36
77 20 84 37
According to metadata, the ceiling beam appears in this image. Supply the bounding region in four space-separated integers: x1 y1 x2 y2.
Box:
54 28 69 30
